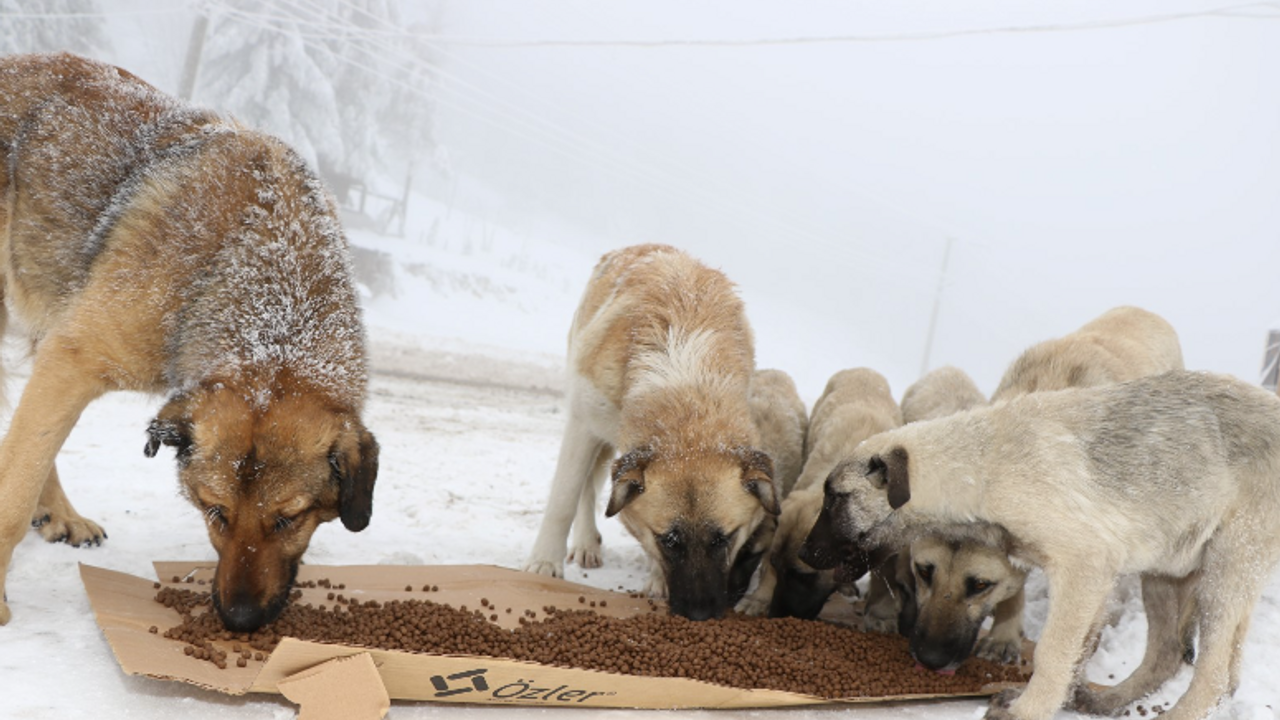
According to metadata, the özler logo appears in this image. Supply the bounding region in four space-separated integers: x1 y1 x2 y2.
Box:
428 667 617 704
429 668 489 697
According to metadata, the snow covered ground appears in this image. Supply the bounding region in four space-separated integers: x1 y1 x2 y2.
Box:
0 218 1278 720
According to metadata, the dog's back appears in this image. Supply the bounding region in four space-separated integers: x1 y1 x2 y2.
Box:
0 53 365 401
748 369 807 497
993 306 1183 402
901 366 987 424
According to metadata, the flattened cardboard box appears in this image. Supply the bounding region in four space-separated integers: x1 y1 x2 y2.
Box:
81 562 1027 710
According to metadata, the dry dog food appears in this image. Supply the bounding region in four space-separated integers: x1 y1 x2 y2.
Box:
154 584 1026 699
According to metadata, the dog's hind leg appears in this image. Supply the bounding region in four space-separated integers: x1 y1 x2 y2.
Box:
986 564 1113 720
30 463 106 547
1159 535 1273 720
1069 573 1190 715
567 443 613 569
0 341 107 623
524 409 607 578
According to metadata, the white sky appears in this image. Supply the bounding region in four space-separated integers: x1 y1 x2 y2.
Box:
419 0 1280 395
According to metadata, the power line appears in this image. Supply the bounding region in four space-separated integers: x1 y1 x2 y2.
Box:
399 2 1280 48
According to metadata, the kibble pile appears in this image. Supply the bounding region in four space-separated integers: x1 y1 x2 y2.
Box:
154 582 1026 699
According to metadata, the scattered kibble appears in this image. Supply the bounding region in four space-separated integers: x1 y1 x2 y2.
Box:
150 584 1026 698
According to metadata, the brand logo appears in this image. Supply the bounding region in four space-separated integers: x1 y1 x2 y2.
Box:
428 668 618 704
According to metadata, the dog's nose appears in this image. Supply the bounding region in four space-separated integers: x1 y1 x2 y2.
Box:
681 605 719 622
219 601 268 632
911 638 962 672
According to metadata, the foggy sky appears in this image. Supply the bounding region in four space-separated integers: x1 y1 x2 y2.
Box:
425 0 1280 396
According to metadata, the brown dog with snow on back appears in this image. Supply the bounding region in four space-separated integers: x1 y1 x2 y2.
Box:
0 53 378 630
524 244 779 620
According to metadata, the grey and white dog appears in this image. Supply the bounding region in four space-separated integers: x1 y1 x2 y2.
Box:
803 371 1280 720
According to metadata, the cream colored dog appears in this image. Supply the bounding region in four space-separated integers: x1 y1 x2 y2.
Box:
805 371 1280 720
901 365 986 424
737 368 900 618
524 244 778 621
992 305 1183 401
748 369 807 497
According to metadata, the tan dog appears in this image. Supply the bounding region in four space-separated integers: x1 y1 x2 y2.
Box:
0 54 378 630
898 365 1030 668
737 368 900 618
748 369 807 497
804 371 1280 720
524 244 778 620
992 305 1183 401
901 365 986 424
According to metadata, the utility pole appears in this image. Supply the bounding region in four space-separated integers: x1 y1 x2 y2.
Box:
179 13 210 101
920 237 953 378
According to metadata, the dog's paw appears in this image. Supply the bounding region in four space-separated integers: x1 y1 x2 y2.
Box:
567 534 603 569
523 559 564 578
33 510 106 547
643 573 668 599
976 636 1022 665
983 688 1022 720
1066 684 1128 716
735 590 770 616
863 613 899 634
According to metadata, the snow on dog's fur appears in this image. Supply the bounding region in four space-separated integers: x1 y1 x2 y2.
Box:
524 244 778 620
0 53 377 630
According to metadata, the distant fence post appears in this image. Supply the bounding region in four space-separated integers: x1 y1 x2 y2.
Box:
1262 329 1280 392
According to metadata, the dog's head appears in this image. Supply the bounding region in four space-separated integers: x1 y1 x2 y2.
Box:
606 444 780 621
799 446 909 574
907 535 1025 672
145 384 379 632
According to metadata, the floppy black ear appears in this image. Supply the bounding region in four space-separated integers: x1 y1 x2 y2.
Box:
885 446 911 509
606 445 652 518
144 396 194 461
331 427 380 532
737 447 780 515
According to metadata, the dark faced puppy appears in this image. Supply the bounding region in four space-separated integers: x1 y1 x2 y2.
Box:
146 382 378 631
607 446 779 621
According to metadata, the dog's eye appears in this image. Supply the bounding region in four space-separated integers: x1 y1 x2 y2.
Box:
915 563 934 586
659 531 682 550
274 515 296 533
966 578 994 596
709 531 730 549
204 505 227 529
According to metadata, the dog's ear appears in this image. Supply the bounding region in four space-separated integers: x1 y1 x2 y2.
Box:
144 395 194 462
330 425 380 532
606 445 652 518
866 446 910 510
737 447 780 515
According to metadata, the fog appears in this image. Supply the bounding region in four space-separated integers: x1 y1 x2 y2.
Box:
4 0 1279 396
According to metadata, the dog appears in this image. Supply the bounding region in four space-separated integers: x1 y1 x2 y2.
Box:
899 365 1029 667
0 53 379 631
748 369 807 498
523 244 778 620
803 371 1280 720
901 365 986 424
992 305 1183 401
736 368 900 619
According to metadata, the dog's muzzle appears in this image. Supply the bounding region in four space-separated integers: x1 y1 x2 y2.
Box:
799 492 875 583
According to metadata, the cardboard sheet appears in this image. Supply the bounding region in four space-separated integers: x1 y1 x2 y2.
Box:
81 562 1028 710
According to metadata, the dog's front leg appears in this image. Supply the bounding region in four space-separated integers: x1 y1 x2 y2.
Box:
0 348 106 624
988 564 1113 720
31 464 106 547
977 582 1026 664
525 410 607 578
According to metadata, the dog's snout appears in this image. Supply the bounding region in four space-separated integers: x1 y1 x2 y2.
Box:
218 599 268 633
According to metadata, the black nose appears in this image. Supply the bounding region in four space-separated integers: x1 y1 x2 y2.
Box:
911 633 970 671
219 601 268 632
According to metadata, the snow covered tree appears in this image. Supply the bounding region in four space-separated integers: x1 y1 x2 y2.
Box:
0 0 112 56
195 0 436 210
